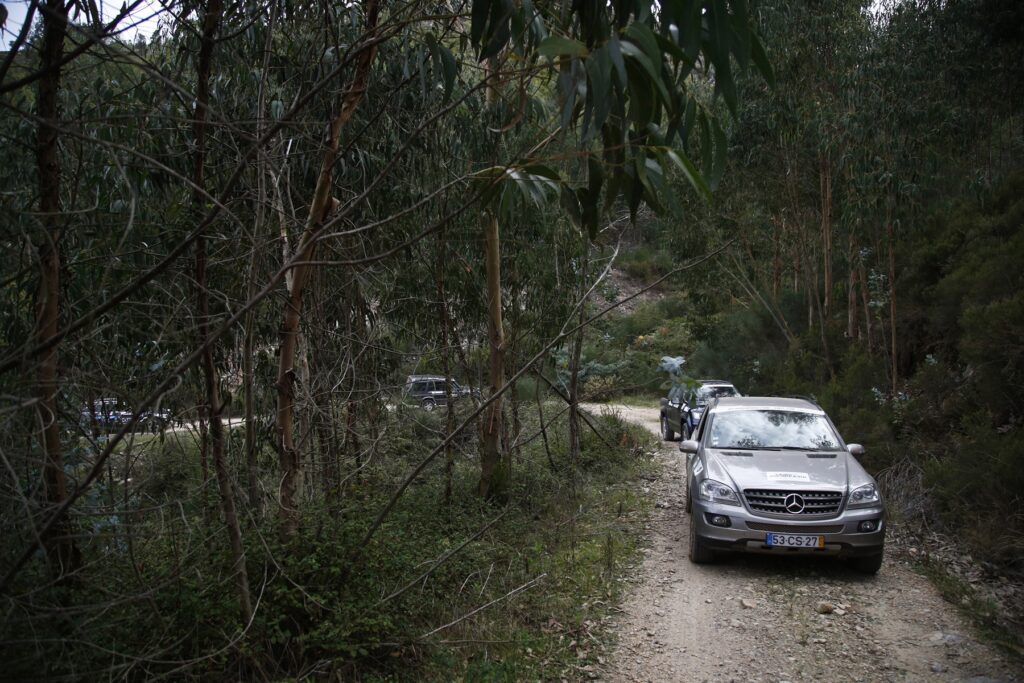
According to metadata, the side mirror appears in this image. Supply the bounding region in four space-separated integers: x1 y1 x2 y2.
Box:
847 443 865 456
679 439 699 454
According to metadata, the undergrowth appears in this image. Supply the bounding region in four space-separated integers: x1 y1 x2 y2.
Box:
1 402 658 681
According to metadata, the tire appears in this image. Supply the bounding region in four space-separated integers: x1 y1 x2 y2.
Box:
688 510 715 564
661 414 675 441
422 398 436 411
850 551 884 575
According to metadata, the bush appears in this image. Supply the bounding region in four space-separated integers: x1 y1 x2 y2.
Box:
924 422 1024 567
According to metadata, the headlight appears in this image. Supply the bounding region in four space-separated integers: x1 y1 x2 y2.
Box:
848 483 881 508
698 479 741 506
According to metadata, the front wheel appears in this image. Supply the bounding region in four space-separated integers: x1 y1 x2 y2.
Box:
850 551 884 575
688 510 715 564
661 415 675 441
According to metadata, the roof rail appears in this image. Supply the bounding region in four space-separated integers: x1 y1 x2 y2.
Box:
780 394 822 408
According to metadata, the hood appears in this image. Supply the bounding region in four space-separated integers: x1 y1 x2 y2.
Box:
705 449 852 491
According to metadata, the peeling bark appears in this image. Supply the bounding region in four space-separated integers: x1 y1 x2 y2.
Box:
276 0 380 533
478 212 506 499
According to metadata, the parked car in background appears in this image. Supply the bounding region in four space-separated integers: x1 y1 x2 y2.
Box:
403 375 475 411
660 379 740 441
80 398 131 431
81 398 174 433
679 396 886 574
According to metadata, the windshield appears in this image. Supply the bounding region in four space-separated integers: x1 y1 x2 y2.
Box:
708 410 841 450
695 385 738 404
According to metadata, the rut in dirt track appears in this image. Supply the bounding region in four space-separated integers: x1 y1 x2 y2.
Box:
591 404 1020 683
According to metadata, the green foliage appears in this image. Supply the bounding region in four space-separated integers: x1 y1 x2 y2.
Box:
924 424 1024 566
616 244 674 283
1 403 656 680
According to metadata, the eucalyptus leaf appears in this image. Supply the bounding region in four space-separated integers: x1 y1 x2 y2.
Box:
537 36 589 59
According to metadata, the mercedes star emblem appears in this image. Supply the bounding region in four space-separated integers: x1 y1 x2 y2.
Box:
784 493 805 514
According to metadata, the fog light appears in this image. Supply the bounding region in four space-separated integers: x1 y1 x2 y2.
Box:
858 520 878 532
706 514 732 528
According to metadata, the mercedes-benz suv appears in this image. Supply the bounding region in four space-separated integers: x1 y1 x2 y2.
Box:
679 396 886 573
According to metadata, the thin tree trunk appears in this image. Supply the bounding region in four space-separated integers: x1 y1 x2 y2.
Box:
276 0 380 534
477 53 506 500
478 212 506 499
535 374 555 471
859 261 874 351
35 0 78 579
193 0 252 624
243 2 278 516
772 217 781 301
809 258 834 379
820 157 833 315
436 228 455 505
887 216 898 393
567 265 586 469
847 233 858 339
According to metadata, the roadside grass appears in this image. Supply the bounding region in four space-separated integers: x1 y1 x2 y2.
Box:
915 556 1024 663
8 400 659 680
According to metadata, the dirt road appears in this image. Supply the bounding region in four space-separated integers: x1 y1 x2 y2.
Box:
597 404 1020 683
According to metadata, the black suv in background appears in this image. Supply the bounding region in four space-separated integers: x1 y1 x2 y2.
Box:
403 375 474 410
660 379 740 440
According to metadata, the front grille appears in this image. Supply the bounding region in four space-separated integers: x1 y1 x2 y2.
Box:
744 489 844 516
746 521 844 533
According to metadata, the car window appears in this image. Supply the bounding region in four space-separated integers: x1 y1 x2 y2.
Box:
693 409 710 441
695 385 739 404
708 410 841 450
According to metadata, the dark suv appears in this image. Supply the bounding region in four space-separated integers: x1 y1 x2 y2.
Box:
660 379 740 440
403 375 473 410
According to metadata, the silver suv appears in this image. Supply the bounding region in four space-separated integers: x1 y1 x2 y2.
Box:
679 396 886 573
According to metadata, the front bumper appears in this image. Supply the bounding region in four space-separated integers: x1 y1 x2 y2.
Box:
692 499 886 558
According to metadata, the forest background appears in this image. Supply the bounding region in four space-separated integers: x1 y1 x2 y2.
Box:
1 0 1021 679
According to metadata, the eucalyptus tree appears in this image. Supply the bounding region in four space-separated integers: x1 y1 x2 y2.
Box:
33 0 80 580
464 0 771 496
0 0 772 675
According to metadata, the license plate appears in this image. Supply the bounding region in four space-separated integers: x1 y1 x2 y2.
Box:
765 533 824 548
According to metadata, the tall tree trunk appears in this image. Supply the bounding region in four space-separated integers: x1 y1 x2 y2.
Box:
478 55 506 500
243 3 278 516
275 0 379 534
820 157 833 316
436 228 455 505
847 233 859 340
192 0 253 625
859 261 874 351
35 0 78 579
478 212 507 499
887 216 898 393
567 253 587 471
772 217 782 300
